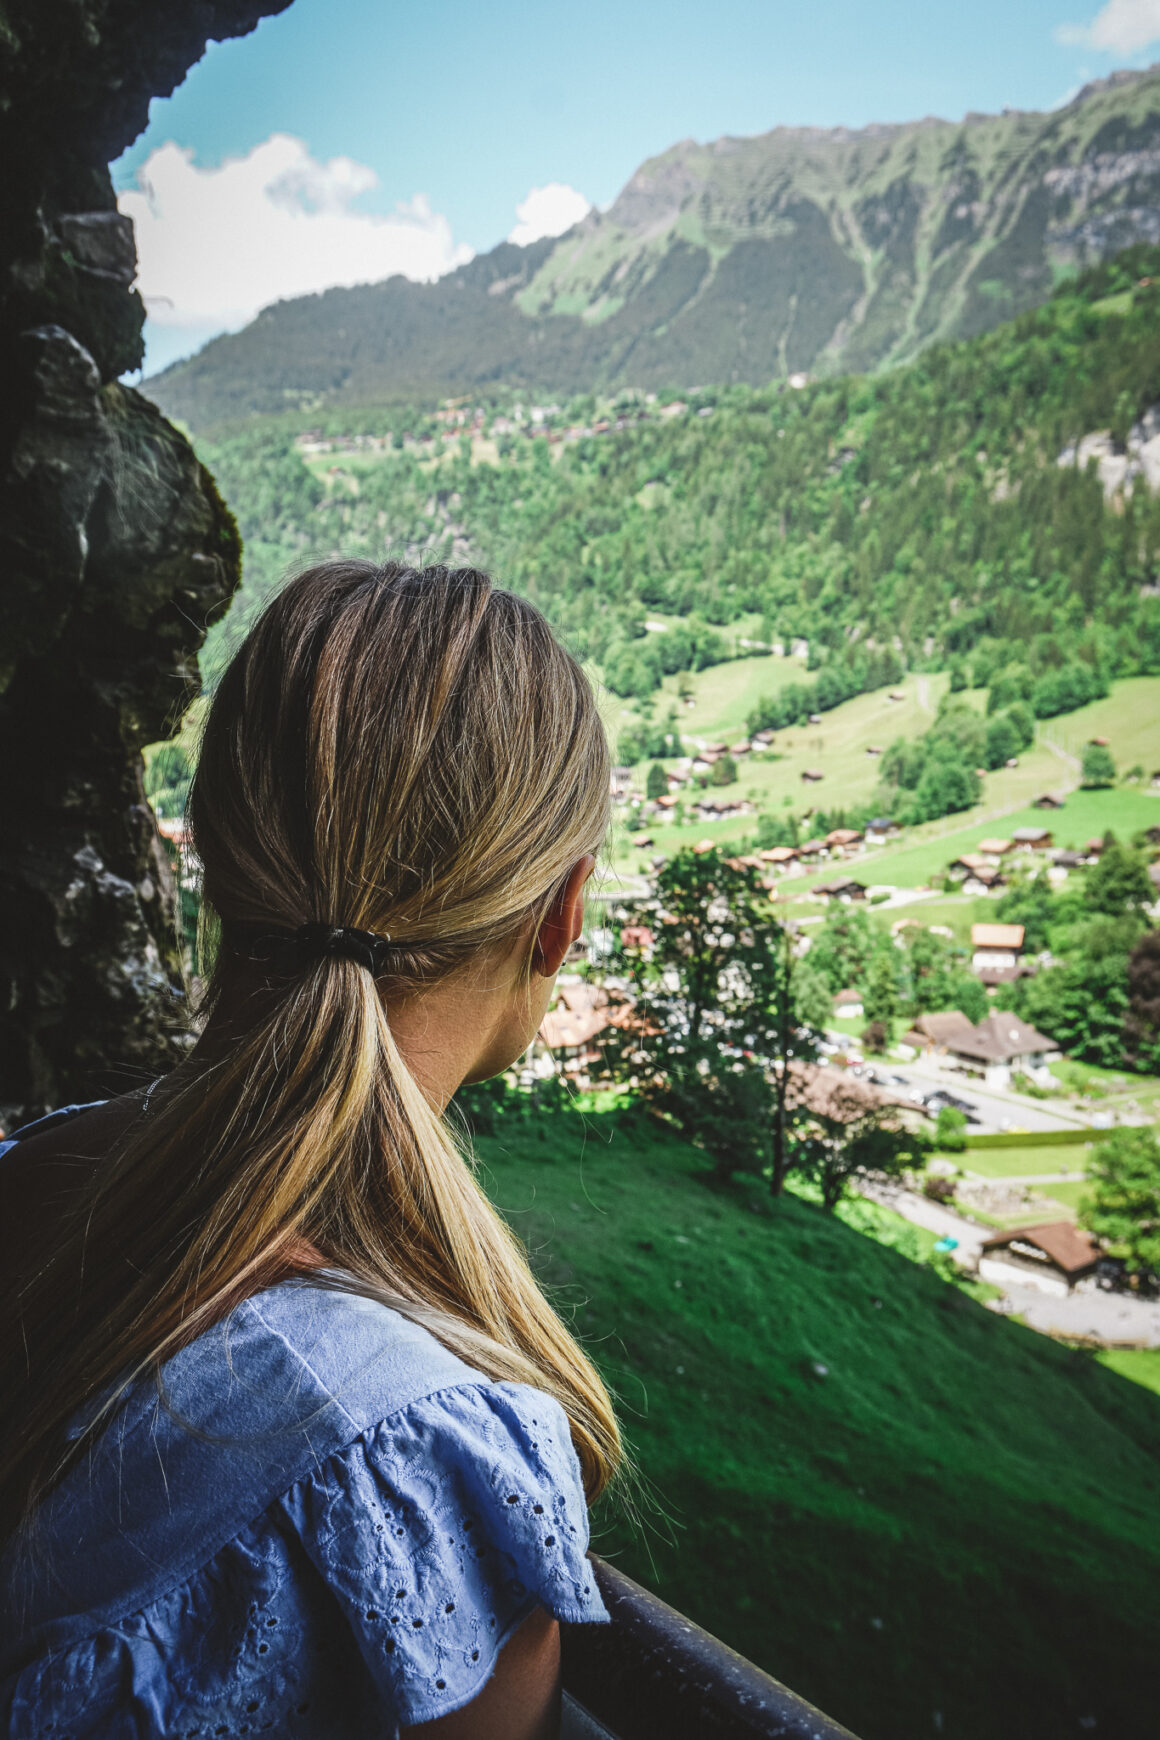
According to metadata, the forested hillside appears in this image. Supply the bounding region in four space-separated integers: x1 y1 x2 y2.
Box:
191 247 1160 715
149 66 1160 425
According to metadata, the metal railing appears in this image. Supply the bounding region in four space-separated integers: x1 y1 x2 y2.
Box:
561 1557 860 1740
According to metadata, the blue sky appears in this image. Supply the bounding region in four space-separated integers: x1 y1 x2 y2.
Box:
112 0 1160 372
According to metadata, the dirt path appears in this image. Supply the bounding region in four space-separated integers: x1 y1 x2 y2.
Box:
1042 732 1081 779
857 1181 988 1261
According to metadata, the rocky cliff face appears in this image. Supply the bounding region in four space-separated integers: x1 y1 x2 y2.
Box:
0 0 291 1123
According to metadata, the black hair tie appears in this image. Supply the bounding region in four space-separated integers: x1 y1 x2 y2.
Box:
295 923 393 974
230 922 393 975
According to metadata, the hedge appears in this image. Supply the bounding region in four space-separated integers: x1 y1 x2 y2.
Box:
965 1127 1096 1150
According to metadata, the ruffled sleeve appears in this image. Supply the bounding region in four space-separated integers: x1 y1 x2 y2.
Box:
277 1379 608 1728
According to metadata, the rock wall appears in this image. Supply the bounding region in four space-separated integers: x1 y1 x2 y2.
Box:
0 0 291 1123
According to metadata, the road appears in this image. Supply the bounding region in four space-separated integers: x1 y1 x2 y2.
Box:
990 1284 1160 1347
835 1046 1092 1134
857 1181 989 1264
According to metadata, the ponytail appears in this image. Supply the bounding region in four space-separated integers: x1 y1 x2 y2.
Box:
0 563 620 1534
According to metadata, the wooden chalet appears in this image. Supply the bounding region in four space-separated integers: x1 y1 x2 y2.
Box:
979 1223 1102 1296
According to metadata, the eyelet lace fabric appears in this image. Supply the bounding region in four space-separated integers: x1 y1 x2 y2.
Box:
1 1285 607 1739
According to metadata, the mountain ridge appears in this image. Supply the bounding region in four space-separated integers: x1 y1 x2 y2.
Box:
149 65 1160 429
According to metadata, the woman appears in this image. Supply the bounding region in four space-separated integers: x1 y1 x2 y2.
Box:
0 562 620 1738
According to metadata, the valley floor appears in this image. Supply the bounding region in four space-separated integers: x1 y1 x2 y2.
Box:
604 664 1160 885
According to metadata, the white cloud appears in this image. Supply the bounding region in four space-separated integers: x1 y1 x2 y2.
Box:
1056 0 1160 51
119 134 474 349
508 182 591 248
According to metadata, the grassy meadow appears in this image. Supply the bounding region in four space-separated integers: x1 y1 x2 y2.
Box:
474 1098 1160 1740
959 1144 1095 1180
604 665 1160 883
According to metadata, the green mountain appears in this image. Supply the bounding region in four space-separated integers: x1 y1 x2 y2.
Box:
185 249 1160 704
151 67 1160 428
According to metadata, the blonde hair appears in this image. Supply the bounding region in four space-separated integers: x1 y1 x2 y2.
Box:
0 561 620 1535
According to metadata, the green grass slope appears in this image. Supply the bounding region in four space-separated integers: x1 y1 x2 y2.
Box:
473 1102 1159 1740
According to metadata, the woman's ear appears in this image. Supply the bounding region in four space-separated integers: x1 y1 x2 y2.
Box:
532 855 595 979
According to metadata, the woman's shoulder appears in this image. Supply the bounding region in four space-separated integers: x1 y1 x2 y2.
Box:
3 1287 604 1728
7 1283 591 1646
13 1283 478 1609
223 1276 482 1426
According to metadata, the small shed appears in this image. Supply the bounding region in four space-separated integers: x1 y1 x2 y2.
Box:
814 877 867 903
834 988 865 1018
1012 826 1053 850
979 1223 1102 1296
970 922 1025 973
759 846 800 872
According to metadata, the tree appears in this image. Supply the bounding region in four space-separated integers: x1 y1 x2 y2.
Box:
791 1091 929 1211
769 932 832 1196
1006 700 1036 751
909 754 979 822
710 754 738 786
995 870 1057 953
861 1018 889 1054
901 927 987 1021
1124 930 1160 1074
646 761 668 801
1079 1127 1160 1284
984 713 1020 770
1081 743 1117 787
1085 834 1155 917
1006 914 1139 1066
863 951 900 1028
935 1106 968 1152
144 742 192 818
598 848 821 1185
946 974 989 1024
808 903 877 993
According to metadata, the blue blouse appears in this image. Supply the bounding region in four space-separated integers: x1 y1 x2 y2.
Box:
0 1117 607 1737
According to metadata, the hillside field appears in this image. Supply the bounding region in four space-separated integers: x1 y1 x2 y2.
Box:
607 668 1160 882
472 1100 1159 1740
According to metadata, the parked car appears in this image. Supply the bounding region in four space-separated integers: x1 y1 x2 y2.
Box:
924 1089 981 1123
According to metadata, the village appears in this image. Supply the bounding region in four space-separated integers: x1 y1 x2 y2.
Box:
483 723 1160 1354
292 391 719 468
